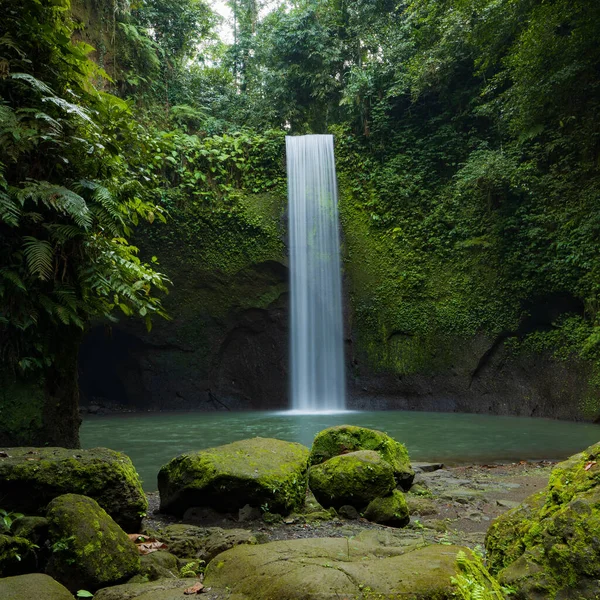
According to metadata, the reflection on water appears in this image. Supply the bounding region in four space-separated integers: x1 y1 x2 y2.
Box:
80 410 600 490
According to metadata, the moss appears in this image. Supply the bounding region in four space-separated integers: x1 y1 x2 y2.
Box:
309 425 414 490
485 443 600 597
308 450 396 510
46 494 140 592
363 490 409 527
0 447 147 532
158 437 309 516
0 573 74 600
0 534 38 576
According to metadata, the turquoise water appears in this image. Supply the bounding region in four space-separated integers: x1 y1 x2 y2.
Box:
80 410 600 490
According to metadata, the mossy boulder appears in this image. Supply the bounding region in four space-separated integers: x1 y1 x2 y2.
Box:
45 494 140 592
485 441 600 598
0 533 38 576
308 450 396 510
158 437 309 516
309 425 415 490
0 447 147 531
0 573 74 600
363 489 410 527
147 524 257 562
204 535 470 599
136 551 180 581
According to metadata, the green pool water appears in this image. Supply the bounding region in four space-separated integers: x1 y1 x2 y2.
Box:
80 410 600 490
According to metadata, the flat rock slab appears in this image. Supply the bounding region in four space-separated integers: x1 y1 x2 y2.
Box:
94 578 201 600
0 573 74 600
412 462 444 473
0 447 146 532
205 534 469 599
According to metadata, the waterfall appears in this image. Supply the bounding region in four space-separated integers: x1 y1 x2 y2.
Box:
286 134 346 412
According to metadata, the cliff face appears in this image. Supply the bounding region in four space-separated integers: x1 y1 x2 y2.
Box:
79 180 599 421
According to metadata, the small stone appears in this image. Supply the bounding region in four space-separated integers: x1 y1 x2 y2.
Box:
338 505 360 520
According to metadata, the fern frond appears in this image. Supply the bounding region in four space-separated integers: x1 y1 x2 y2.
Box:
0 191 20 226
41 95 96 126
44 223 84 243
10 72 54 95
0 269 26 291
22 236 54 281
17 182 92 229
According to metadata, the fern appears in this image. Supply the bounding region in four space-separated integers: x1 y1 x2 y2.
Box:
22 237 54 281
0 191 20 226
451 551 509 599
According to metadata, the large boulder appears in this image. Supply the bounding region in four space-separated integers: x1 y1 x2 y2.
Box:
0 447 147 531
486 441 600 598
309 425 415 490
204 534 470 599
363 489 410 527
158 437 309 516
308 450 396 510
0 573 74 600
45 494 140 592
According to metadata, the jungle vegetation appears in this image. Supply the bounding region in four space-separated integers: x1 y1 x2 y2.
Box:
1 0 599 429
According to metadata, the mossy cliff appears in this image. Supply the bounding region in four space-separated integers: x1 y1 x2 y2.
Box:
78 131 599 419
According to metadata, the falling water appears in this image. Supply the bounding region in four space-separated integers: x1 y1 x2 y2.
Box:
286 134 346 412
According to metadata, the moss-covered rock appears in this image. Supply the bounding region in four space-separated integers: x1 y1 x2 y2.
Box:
158 437 309 516
204 536 470 599
308 450 396 510
363 489 410 527
485 441 600 598
0 533 38 576
94 578 200 600
137 551 179 581
309 425 415 490
45 494 140 592
0 573 74 600
0 447 147 532
147 524 257 562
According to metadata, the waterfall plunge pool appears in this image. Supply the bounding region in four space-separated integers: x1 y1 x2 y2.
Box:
80 410 600 490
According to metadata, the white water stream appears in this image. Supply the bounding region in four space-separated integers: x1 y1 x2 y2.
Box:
286 135 346 412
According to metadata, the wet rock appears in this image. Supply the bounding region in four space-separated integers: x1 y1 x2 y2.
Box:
412 462 444 473
363 490 410 527
309 425 414 490
486 441 600 598
0 573 74 600
45 494 140 592
136 551 180 581
0 447 147 531
308 450 396 510
406 494 437 516
204 536 470 599
158 437 309 516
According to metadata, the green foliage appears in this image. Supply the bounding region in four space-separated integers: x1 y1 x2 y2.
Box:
0 0 169 377
0 509 23 533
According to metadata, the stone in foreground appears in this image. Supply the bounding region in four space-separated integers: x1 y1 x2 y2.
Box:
204 534 468 599
363 489 410 527
94 578 200 600
486 441 600 598
0 573 74 600
0 447 147 531
309 450 396 510
45 494 140 592
309 425 415 489
158 437 309 516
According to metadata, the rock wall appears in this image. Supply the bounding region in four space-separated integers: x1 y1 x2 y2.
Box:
79 183 599 421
